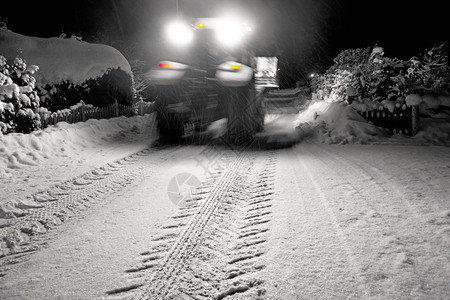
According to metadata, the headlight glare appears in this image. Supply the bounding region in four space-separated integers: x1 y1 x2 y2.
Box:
215 19 249 47
166 21 193 45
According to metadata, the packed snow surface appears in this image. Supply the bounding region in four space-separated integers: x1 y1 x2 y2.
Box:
0 106 449 299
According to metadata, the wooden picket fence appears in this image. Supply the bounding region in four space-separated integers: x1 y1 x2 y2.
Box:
358 105 419 136
37 97 422 136
39 100 155 129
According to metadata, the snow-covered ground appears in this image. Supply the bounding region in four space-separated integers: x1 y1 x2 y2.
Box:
3 96 447 219
0 97 449 299
0 114 158 219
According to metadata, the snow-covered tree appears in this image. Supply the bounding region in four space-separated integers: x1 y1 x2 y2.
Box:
0 55 41 134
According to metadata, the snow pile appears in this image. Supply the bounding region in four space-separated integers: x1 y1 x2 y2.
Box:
293 99 450 145
414 118 450 145
0 30 131 85
0 113 157 217
295 100 388 144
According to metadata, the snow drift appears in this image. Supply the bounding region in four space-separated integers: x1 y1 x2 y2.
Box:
0 30 131 85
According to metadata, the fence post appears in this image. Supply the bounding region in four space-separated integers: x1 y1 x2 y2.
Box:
39 113 44 129
139 101 144 116
114 100 119 117
80 100 85 122
411 105 419 135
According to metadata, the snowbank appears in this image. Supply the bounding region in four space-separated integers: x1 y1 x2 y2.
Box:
0 30 131 84
0 113 157 218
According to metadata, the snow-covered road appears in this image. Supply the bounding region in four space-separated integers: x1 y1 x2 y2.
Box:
264 143 449 299
1 138 449 299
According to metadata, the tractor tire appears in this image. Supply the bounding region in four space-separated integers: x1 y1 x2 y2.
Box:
224 80 264 145
155 93 184 143
156 110 183 143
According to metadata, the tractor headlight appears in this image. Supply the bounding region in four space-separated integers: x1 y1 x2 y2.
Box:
166 21 193 46
215 18 252 47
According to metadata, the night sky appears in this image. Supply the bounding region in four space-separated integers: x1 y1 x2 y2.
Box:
1 0 448 86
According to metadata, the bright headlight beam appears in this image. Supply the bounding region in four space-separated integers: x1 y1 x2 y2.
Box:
215 19 245 47
166 21 193 45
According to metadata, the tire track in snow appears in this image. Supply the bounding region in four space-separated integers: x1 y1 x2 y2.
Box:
106 148 277 299
0 145 182 273
216 151 276 299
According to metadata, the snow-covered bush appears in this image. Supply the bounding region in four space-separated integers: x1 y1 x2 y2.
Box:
0 55 41 134
404 44 450 95
0 16 7 30
328 69 356 101
310 73 333 100
328 47 371 74
311 47 370 101
37 68 134 111
89 32 151 102
311 44 449 103
358 52 407 101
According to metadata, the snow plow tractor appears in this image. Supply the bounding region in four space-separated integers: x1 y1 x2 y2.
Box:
146 17 264 143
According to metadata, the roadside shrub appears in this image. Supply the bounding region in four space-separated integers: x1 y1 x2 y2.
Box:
0 55 41 134
37 68 134 111
89 31 150 101
311 44 449 102
404 44 450 95
328 47 371 74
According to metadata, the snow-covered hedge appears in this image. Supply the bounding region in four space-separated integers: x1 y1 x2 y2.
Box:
37 68 134 111
0 30 135 112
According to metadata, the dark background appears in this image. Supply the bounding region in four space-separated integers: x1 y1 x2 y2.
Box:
1 0 448 87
